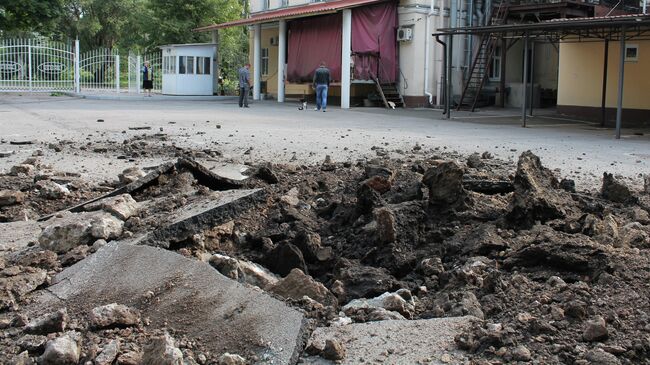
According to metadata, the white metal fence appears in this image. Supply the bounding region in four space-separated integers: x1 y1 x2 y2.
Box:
1 38 162 94
144 51 162 92
128 50 162 93
127 51 140 93
0 38 76 92
80 48 119 92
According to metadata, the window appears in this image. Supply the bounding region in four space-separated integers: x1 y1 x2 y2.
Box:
179 56 187 74
196 57 211 75
261 48 269 76
263 0 270 10
163 56 176 74
179 56 195 74
282 0 289 6
625 44 638 62
489 46 501 81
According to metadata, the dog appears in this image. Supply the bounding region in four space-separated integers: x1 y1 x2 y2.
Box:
298 98 308 110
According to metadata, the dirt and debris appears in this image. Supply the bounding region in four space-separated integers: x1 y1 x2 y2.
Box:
1 145 650 364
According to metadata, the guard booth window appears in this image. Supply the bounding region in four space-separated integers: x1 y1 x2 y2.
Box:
179 56 195 74
163 56 176 74
196 57 211 74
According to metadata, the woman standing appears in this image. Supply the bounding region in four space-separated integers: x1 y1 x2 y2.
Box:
142 61 153 97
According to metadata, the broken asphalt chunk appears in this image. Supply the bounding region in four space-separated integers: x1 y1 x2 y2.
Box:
35 242 306 364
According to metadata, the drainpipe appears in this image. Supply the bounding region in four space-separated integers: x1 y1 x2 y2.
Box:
436 35 448 114
424 0 435 105
476 0 484 25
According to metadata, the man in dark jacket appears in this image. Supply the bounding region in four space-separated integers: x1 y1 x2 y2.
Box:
312 62 331 112
238 63 251 108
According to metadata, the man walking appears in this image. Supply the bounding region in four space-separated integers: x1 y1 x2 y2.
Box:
238 63 251 108
313 62 331 112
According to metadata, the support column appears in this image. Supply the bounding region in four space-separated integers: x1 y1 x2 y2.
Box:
253 24 262 101
278 20 287 103
447 34 453 119
529 40 535 116
615 28 626 139
500 37 506 108
74 39 80 93
601 39 609 127
521 33 529 127
115 54 120 93
136 55 141 94
341 9 352 109
211 29 220 95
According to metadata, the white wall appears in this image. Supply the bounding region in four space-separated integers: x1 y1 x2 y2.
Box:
162 45 215 96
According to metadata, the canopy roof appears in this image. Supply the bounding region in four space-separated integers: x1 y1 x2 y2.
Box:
435 14 650 40
194 0 389 31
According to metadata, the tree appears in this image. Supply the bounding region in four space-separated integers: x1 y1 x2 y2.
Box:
54 0 147 50
144 0 242 50
144 0 247 88
0 0 65 35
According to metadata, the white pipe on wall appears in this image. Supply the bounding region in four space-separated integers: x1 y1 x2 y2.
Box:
424 0 435 105
435 0 446 107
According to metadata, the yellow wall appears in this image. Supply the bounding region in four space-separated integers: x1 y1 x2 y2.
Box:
558 39 650 109
248 26 368 99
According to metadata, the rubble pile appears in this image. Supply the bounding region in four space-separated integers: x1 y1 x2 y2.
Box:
1 147 649 364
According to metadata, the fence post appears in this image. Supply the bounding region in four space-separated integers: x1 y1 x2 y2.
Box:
136 55 141 94
28 39 33 92
115 53 120 93
74 39 80 93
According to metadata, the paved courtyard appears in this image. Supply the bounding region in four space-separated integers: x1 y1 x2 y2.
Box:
1 93 648 189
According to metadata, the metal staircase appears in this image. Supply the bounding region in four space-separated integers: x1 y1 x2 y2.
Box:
457 0 510 111
374 80 405 109
354 51 405 109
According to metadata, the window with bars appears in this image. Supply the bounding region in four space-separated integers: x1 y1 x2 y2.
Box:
261 48 269 76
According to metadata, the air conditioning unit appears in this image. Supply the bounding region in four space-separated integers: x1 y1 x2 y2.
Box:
270 36 279 46
397 27 413 42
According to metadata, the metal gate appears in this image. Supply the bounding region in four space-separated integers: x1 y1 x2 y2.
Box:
80 48 119 92
127 51 140 93
143 51 162 92
128 50 162 93
0 38 76 92
1 38 166 94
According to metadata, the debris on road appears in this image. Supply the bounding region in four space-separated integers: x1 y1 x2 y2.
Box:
1 149 649 364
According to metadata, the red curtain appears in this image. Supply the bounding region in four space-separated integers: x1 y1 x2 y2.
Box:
351 2 398 83
287 14 342 83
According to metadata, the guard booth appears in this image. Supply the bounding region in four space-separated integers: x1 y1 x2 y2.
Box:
160 43 216 95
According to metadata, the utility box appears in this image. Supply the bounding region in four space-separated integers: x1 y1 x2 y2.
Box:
160 43 216 96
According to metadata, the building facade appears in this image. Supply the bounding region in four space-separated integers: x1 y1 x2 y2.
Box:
197 0 646 118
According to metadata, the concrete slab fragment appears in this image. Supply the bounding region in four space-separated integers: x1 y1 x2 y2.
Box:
39 158 246 221
202 162 252 182
0 220 44 252
37 242 306 364
301 317 476 365
138 188 264 248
